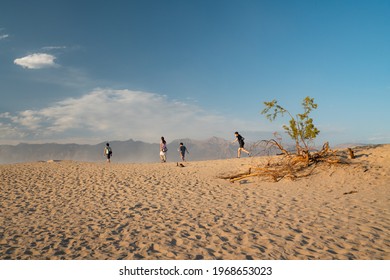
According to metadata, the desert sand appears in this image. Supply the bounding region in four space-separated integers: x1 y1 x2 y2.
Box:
0 145 389 260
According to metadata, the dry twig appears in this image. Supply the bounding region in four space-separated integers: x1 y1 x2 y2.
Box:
223 140 352 183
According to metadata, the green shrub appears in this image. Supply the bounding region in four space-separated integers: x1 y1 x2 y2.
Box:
262 96 320 155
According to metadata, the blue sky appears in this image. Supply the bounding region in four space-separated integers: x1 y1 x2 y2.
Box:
0 0 389 145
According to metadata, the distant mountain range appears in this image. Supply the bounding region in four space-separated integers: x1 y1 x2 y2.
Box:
0 137 260 164
0 137 365 164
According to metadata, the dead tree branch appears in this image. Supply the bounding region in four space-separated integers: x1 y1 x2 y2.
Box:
222 141 352 183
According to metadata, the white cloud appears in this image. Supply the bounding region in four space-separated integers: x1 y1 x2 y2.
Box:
0 89 259 144
0 121 28 141
14 53 58 69
42 46 67 50
0 34 9 40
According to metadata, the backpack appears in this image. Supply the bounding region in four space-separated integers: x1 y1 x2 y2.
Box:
105 146 112 155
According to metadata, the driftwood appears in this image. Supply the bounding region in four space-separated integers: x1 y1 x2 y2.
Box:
348 148 355 159
223 140 353 183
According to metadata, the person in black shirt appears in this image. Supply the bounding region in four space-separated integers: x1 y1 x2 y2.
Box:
232 131 250 158
104 143 113 163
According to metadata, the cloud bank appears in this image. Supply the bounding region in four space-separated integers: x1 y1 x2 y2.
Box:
0 89 255 144
14 53 58 69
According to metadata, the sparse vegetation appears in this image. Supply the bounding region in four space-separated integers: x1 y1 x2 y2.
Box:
223 96 352 183
261 96 320 156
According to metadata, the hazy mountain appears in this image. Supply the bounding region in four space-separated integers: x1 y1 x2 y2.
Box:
0 137 254 164
1 137 361 164
333 143 367 149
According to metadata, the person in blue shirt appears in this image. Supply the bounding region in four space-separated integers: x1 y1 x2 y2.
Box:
178 142 189 161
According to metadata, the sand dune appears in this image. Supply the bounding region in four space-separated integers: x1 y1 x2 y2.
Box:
1 145 389 260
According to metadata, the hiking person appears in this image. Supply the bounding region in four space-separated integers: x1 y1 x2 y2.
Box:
160 137 168 162
178 142 189 161
104 143 113 163
232 131 250 158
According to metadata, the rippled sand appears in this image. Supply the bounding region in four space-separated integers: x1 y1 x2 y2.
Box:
1 145 389 260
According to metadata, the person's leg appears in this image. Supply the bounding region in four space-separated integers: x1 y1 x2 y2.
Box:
242 148 250 155
237 148 241 158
